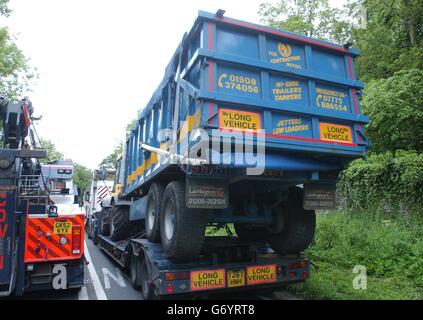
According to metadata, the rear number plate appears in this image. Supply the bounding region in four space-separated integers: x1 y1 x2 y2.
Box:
54 222 72 235
186 179 228 209
303 183 336 210
190 269 226 291
227 269 245 288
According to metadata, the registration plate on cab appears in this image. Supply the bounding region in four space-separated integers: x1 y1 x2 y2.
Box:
54 222 72 235
246 265 277 285
190 269 226 291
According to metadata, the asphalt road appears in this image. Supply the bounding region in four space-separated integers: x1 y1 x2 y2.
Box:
9 234 303 300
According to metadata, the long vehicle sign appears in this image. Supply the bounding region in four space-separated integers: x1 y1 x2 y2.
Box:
189 265 278 291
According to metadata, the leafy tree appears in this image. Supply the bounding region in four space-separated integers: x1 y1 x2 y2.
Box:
99 143 122 169
98 118 136 169
0 0 36 99
259 0 353 44
38 138 64 161
0 0 11 17
73 163 92 196
352 0 423 81
361 69 423 153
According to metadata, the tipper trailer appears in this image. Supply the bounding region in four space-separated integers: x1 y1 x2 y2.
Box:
94 10 368 297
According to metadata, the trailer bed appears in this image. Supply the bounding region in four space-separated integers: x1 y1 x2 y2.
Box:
96 234 309 298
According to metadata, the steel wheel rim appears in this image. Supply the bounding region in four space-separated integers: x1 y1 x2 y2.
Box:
164 198 175 240
147 197 155 231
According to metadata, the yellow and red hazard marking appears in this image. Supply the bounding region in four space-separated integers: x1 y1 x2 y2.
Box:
24 214 84 263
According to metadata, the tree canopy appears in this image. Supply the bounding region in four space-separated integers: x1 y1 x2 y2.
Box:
38 138 64 162
98 143 122 169
0 0 36 100
73 163 93 194
98 118 136 169
259 0 353 45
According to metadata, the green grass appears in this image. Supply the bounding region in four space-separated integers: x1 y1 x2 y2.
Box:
288 209 423 300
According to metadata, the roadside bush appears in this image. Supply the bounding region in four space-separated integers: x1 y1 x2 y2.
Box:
338 151 423 213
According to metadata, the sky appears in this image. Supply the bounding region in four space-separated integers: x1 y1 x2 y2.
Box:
6 0 345 169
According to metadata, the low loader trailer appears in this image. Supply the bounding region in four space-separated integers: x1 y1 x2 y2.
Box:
94 232 309 299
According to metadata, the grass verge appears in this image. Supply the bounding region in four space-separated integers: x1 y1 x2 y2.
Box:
288 209 423 299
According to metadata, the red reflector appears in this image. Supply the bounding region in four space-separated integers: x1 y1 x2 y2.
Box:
288 260 308 270
72 225 81 254
165 271 190 281
166 283 175 294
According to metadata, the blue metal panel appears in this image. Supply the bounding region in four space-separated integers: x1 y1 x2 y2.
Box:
129 196 148 221
216 27 259 59
312 49 346 78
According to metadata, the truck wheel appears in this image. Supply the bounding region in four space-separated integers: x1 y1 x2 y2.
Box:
87 223 93 239
110 206 133 241
139 256 154 299
145 183 166 243
268 187 316 255
160 181 208 260
99 209 110 236
130 254 142 290
234 224 268 241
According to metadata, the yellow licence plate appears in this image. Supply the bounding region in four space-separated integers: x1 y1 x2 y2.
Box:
246 264 277 285
319 123 353 143
54 222 72 235
219 108 261 132
190 269 226 291
227 269 245 288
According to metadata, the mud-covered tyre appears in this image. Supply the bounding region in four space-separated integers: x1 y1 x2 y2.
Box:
268 187 316 255
87 219 93 239
110 206 133 241
140 256 154 299
160 181 208 260
99 209 110 236
145 183 166 243
130 254 142 290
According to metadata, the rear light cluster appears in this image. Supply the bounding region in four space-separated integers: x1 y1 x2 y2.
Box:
288 260 308 270
72 225 81 254
286 260 309 280
165 271 190 281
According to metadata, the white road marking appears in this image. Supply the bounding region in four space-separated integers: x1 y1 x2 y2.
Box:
78 285 89 300
84 242 108 300
102 267 126 289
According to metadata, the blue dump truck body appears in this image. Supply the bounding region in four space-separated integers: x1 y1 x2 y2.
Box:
122 10 368 196
95 11 369 292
